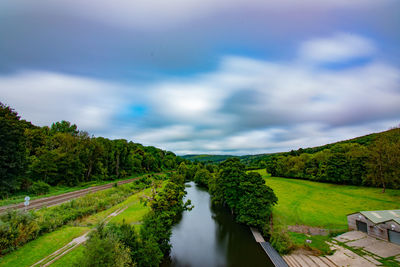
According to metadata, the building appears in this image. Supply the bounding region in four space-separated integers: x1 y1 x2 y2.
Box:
347 210 400 245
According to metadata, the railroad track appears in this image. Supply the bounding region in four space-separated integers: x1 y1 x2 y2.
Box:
0 175 150 213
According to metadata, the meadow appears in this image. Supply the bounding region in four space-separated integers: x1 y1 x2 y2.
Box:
254 169 400 230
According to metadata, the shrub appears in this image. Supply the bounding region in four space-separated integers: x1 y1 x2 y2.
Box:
28 181 50 195
75 230 131 267
270 228 294 254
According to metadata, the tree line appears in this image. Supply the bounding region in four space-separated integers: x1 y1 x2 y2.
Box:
0 103 183 198
263 128 400 192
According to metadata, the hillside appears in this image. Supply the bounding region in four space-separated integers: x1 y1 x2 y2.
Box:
182 154 237 163
184 128 397 165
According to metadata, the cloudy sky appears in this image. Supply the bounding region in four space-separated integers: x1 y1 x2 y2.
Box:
1 0 399 155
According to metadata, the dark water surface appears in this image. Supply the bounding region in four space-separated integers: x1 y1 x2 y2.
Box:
162 182 274 267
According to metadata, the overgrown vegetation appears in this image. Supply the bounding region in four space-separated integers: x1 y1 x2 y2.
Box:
0 176 153 255
0 103 183 199
74 173 190 266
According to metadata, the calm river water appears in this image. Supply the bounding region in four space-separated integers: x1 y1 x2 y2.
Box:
162 182 274 267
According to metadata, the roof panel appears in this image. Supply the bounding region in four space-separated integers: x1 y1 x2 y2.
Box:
360 210 400 224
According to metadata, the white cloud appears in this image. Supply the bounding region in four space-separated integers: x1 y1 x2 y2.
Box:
0 71 129 131
1 33 399 155
298 33 376 63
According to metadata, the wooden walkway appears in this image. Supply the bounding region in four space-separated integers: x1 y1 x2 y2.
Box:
260 242 289 267
250 227 288 267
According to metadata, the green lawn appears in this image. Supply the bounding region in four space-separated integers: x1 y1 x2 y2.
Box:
0 226 89 267
50 244 85 267
109 194 150 224
253 169 400 230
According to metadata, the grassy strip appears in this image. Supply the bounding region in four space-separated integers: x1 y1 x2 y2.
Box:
0 226 88 267
287 232 333 255
50 244 85 267
109 193 150 225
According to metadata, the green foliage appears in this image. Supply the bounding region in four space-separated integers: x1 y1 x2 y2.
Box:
269 227 293 254
236 172 277 228
288 232 333 255
0 226 89 267
28 181 50 195
0 103 29 198
365 129 400 192
0 104 183 198
194 168 212 188
208 158 277 231
77 172 188 267
75 229 132 267
0 179 152 255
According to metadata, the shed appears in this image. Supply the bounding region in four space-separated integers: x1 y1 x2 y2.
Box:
347 210 400 245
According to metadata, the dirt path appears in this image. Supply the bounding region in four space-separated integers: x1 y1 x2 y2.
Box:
30 206 128 267
0 174 160 213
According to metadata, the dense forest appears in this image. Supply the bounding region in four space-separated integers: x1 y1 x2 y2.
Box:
0 103 183 198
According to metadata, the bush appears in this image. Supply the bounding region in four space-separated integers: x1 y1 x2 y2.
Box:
28 181 50 195
270 228 294 255
75 230 132 267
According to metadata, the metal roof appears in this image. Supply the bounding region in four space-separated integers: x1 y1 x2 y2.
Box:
359 210 400 225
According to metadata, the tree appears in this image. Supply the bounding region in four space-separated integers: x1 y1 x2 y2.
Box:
0 103 27 198
50 120 78 136
366 131 400 192
194 168 212 188
237 172 277 229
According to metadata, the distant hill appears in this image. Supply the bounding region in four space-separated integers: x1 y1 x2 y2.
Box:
183 128 397 165
182 154 237 163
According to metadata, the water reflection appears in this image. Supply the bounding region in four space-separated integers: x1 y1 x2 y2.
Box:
162 182 273 267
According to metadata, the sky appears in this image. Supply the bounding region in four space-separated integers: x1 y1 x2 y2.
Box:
1 0 399 155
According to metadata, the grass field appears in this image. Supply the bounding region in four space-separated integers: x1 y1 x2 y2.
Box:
51 244 85 267
253 169 400 230
0 226 89 267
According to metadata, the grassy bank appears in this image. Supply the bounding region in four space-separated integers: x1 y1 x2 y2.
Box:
0 226 89 267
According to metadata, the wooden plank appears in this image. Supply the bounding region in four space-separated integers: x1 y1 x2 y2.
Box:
250 227 266 242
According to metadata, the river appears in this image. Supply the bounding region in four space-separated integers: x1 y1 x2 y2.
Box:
162 182 274 267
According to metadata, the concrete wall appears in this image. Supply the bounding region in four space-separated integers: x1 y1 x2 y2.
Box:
347 213 400 242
